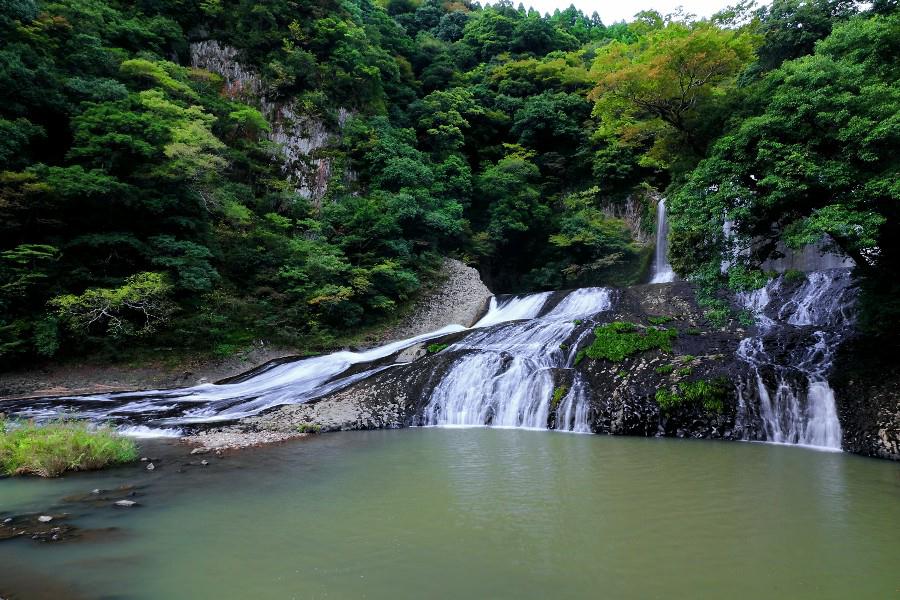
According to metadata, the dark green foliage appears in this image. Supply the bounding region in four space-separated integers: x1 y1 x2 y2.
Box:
647 316 673 325
654 364 675 374
655 378 731 413
1 0 894 366
576 321 678 364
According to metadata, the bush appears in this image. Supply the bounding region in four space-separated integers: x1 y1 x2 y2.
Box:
426 342 449 354
654 378 731 413
0 419 139 477
576 321 677 364
297 423 322 434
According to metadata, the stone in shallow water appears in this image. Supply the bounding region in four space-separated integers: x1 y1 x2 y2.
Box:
37 516 52 523
114 500 138 508
146 463 155 471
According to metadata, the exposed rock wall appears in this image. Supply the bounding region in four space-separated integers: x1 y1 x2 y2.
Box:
189 40 351 206
378 258 492 344
832 340 900 460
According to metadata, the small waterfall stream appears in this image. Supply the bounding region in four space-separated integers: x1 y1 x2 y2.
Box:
736 270 855 449
650 198 675 283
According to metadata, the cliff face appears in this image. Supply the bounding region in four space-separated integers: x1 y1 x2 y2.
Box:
832 340 900 460
189 40 352 206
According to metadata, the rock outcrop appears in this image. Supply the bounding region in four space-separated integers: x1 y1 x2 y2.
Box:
189 40 352 205
377 258 492 344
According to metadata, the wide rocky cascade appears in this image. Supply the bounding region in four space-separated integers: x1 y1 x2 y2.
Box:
4 270 883 456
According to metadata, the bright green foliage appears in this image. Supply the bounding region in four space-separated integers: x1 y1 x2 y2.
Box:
577 321 678 363
0 419 139 477
550 385 569 410
590 21 758 171
50 272 174 339
655 378 731 413
426 343 449 354
654 364 676 374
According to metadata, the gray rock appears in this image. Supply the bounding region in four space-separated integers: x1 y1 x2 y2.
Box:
37 515 53 523
146 462 155 471
190 447 210 455
114 500 137 508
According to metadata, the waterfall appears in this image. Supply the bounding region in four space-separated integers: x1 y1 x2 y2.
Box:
650 199 675 283
422 287 612 431
736 270 855 449
4 288 612 435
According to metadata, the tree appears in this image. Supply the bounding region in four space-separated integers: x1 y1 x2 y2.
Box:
670 13 900 332
590 22 758 165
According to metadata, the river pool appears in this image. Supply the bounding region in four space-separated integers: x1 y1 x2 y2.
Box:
1 429 898 599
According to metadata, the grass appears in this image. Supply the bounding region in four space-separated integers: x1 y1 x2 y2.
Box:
296 423 322 434
654 364 675 374
654 378 731 413
0 419 139 478
426 342 449 354
575 321 678 364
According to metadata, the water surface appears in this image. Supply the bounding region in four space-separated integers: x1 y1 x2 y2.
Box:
1 429 898 599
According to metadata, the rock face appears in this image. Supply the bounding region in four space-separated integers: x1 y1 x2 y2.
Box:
575 283 744 440
378 258 492 343
832 339 900 460
189 40 352 206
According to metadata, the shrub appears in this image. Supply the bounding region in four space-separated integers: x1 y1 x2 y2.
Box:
654 364 675 374
426 342 449 354
654 378 731 413
0 419 139 477
576 321 677 364
297 423 322 434
647 315 673 325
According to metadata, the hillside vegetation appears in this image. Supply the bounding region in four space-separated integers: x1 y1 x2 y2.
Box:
1 0 896 366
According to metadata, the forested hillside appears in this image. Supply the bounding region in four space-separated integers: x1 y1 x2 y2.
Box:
1 0 896 366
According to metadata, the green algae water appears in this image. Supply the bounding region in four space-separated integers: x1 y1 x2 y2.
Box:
1 429 898 599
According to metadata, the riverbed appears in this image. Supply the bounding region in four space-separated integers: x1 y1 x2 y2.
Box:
1 429 898 599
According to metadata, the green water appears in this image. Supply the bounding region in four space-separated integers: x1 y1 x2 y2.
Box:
1 429 898 599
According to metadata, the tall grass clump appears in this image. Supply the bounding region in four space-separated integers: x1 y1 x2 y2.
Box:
0 418 139 477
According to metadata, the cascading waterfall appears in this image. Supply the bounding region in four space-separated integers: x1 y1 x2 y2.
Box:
3 287 612 436
736 270 855 449
650 198 676 283
423 287 613 431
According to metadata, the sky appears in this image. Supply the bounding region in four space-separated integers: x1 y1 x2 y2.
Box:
488 0 744 24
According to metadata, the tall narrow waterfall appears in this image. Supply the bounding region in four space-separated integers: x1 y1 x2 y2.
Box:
423 288 612 431
650 198 675 283
736 270 855 449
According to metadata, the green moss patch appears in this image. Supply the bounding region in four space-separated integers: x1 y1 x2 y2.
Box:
426 343 449 354
0 419 139 478
550 385 569 410
576 321 677 364
654 378 731 413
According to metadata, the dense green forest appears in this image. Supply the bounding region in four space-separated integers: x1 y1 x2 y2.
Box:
0 0 896 365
